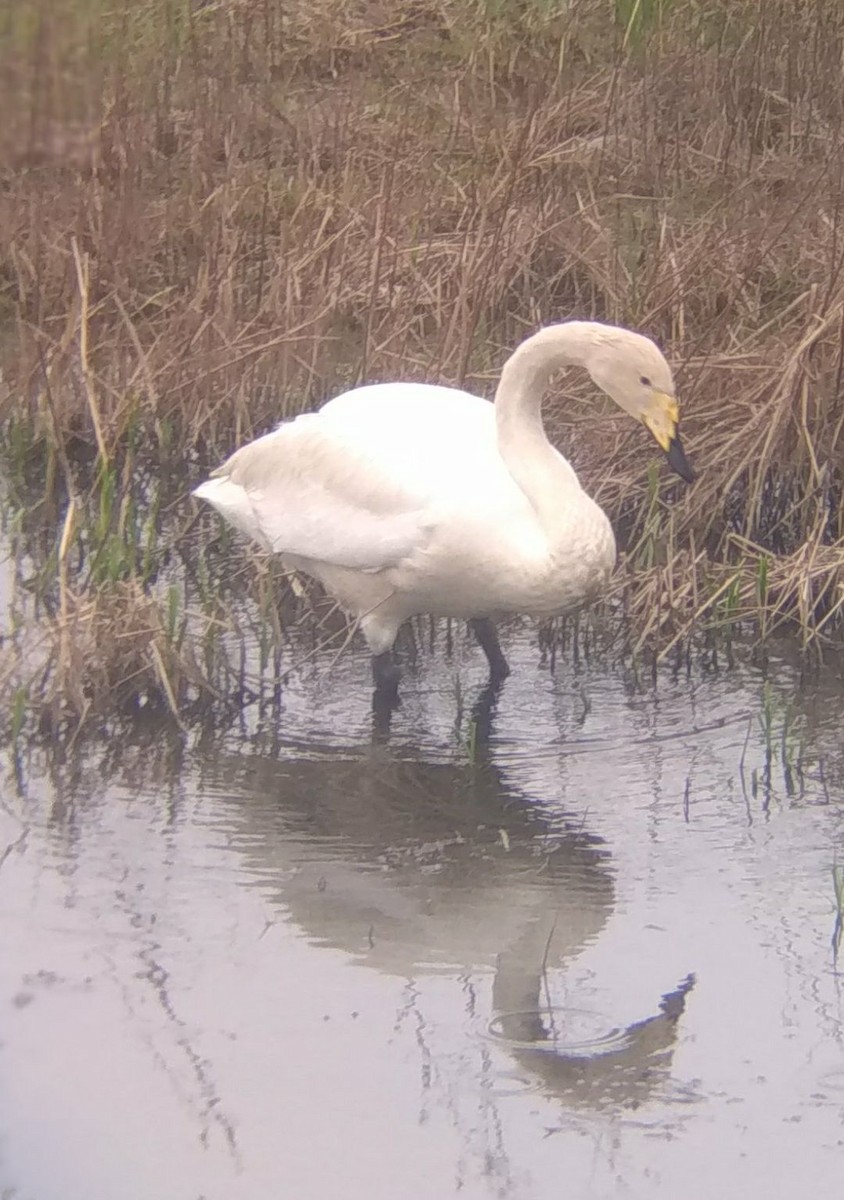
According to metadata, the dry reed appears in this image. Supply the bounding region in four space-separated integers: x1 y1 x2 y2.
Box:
3 0 844 734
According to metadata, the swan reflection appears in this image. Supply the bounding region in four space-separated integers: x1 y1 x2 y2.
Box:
201 694 694 1112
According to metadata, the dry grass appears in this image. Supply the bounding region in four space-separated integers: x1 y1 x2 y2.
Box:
3 0 844 733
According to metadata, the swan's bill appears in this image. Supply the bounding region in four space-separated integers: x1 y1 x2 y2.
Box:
665 432 695 484
641 389 679 449
641 389 694 484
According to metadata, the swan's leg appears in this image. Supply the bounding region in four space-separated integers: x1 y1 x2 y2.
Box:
469 618 510 681
362 610 402 702
372 651 401 698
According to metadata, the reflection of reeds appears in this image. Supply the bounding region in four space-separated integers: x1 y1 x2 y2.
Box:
3 1 844 735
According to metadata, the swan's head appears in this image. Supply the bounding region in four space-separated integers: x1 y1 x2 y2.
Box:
586 329 694 483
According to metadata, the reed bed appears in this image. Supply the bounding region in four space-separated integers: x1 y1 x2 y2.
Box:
2 0 844 736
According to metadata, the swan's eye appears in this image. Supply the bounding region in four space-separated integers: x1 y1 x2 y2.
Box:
639 375 652 387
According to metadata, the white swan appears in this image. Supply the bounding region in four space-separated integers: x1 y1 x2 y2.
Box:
194 321 693 697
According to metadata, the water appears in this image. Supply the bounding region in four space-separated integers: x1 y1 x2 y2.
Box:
2 627 844 1199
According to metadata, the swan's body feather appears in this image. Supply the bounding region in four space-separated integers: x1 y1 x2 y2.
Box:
194 322 691 677
198 384 502 568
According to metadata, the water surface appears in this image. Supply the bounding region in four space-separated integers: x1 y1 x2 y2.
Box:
2 629 844 1199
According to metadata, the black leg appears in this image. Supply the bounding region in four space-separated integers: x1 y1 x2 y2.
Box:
469 618 510 682
469 676 506 749
371 651 400 736
372 651 401 698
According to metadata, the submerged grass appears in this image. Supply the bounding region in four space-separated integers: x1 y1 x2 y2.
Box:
3 0 844 735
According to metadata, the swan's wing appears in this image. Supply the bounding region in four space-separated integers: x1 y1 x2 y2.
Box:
195 414 430 569
195 381 507 570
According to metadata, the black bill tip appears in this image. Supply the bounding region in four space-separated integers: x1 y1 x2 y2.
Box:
665 433 695 484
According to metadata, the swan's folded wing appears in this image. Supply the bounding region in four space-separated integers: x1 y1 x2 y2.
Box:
198 416 433 570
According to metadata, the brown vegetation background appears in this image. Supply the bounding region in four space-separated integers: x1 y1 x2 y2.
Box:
3 0 844 726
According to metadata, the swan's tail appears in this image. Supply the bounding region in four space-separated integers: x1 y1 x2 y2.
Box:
192 476 265 545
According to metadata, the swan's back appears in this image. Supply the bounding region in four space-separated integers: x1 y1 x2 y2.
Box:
317 382 499 485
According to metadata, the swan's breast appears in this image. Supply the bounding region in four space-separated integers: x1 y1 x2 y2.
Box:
540 498 617 611
380 487 616 620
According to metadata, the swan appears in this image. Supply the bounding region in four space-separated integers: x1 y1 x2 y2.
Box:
193 320 694 698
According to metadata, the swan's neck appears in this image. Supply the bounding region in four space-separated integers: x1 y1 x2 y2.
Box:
494 323 597 530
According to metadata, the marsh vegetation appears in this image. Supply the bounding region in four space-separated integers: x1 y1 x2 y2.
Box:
3 0 844 736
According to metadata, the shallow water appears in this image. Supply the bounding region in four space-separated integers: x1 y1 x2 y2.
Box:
2 628 844 1199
